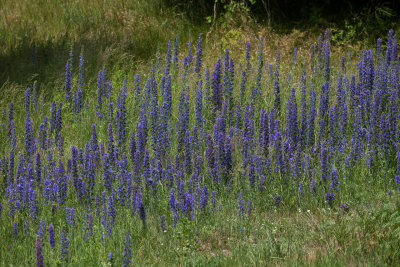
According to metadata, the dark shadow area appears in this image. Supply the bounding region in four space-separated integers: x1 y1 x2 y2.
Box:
168 0 400 44
0 33 170 104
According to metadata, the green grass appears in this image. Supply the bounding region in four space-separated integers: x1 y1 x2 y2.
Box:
0 0 206 107
1 185 399 265
1 1 400 266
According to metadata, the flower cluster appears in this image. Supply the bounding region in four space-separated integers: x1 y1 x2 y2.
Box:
1 29 400 265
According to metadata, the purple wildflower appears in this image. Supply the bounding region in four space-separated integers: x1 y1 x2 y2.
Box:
247 199 253 217
330 166 339 192
340 203 350 212
36 238 44 267
195 34 203 75
60 227 70 263
13 222 18 240
78 51 85 90
212 59 222 111
325 192 335 207
65 59 72 100
160 215 167 231
66 207 76 226
48 224 55 248
274 194 282 208
136 192 146 227
122 232 132 267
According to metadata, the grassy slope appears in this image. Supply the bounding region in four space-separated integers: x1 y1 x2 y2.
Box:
0 0 205 106
1 1 400 266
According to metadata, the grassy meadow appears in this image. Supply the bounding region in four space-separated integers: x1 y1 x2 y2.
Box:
0 1 400 266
